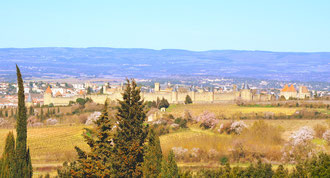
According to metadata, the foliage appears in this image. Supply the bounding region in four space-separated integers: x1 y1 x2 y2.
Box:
15 65 33 178
282 126 318 162
184 95 192 104
196 111 218 129
313 124 327 138
323 130 330 143
159 97 170 109
142 128 162 178
75 97 92 106
174 117 188 128
111 79 148 177
0 132 16 178
61 103 114 177
160 150 179 178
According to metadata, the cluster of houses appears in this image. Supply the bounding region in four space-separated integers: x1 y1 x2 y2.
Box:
0 80 324 108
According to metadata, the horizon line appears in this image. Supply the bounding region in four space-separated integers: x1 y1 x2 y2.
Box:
0 47 330 53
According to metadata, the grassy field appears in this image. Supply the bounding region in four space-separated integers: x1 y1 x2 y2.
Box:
0 103 328 177
0 124 91 177
166 104 299 117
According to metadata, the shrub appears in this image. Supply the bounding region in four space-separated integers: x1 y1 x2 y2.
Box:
313 124 327 138
323 130 330 143
184 95 192 104
171 147 188 160
196 111 218 129
174 117 188 128
230 121 247 135
220 156 229 165
282 126 318 162
241 120 283 145
218 122 233 134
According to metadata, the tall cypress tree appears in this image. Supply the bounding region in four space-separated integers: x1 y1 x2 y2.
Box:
69 102 114 177
112 79 148 177
160 150 179 178
15 65 32 177
142 128 162 178
0 132 16 178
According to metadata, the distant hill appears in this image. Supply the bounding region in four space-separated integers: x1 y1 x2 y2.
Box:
0 47 329 82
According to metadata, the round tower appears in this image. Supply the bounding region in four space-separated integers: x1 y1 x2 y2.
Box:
44 86 52 105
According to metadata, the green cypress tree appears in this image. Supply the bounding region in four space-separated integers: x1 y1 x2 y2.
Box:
57 107 60 114
67 102 114 177
29 106 34 116
273 165 288 178
0 132 16 178
112 79 148 177
5 110 8 117
11 109 14 118
0 109 3 117
142 128 162 178
184 95 193 104
40 108 44 121
160 150 179 178
15 65 32 177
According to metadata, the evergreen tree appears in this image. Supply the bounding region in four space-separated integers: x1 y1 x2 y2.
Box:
11 109 14 118
29 106 34 116
15 65 33 177
69 103 114 177
160 150 179 178
40 108 44 121
57 107 60 114
5 110 8 117
0 132 16 178
142 128 162 178
184 95 193 104
0 109 3 117
273 165 288 178
112 79 148 177
159 97 170 109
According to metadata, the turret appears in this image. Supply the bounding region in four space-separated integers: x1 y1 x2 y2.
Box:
154 83 160 92
44 86 52 105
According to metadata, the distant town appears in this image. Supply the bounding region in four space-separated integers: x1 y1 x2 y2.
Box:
0 78 329 107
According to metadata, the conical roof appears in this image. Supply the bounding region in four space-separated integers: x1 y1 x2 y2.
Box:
288 84 296 92
55 91 62 97
281 84 289 92
45 86 52 94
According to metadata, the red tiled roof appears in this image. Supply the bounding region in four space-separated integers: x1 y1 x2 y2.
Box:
45 86 52 94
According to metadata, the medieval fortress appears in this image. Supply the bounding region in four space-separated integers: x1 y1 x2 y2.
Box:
42 82 310 106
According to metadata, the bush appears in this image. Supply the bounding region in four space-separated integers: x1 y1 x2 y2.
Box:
174 117 188 128
196 111 218 129
282 126 318 162
219 156 229 165
323 130 330 144
241 120 283 145
313 124 327 138
184 95 192 104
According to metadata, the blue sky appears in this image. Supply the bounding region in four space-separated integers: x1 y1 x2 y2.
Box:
1 0 330 51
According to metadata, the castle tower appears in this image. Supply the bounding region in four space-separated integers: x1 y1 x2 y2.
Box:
154 83 160 92
44 86 52 105
233 84 237 92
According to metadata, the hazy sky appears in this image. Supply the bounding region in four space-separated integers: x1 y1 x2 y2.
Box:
1 0 330 51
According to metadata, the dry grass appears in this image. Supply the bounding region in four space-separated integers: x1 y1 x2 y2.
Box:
160 128 232 156
0 124 91 177
166 104 298 118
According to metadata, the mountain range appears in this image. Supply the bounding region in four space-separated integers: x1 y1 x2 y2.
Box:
0 47 329 82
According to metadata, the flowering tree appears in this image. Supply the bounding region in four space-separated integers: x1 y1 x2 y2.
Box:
196 111 218 129
323 130 330 143
171 147 188 160
230 121 247 135
282 126 320 162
